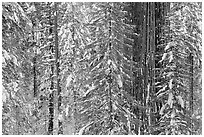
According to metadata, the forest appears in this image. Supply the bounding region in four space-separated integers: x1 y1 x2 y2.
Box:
2 2 202 135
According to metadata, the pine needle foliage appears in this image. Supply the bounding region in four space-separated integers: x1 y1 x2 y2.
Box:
77 2 137 135
156 2 202 135
2 2 202 135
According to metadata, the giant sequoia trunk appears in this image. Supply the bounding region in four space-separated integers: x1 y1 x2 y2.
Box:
134 2 156 135
130 2 169 135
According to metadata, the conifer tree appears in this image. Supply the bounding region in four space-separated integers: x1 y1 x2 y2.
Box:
157 2 201 135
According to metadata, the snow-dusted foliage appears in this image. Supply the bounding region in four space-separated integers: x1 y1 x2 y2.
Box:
2 2 202 135
76 2 137 135
156 2 202 135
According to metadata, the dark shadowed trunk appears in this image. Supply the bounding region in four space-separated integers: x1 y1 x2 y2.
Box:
48 3 54 135
189 53 194 134
54 3 63 135
33 24 37 98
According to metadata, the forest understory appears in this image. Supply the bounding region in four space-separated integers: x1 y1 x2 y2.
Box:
2 2 202 135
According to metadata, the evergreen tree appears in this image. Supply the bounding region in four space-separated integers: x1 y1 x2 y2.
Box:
157 2 202 135
77 2 138 135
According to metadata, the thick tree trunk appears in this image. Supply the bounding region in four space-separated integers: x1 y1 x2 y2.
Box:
129 2 145 134
130 2 168 135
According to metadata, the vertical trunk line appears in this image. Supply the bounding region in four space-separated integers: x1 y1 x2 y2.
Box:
147 2 152 134
108 3 113 133
33 48 37 98
48 3 54 135
148 2 156 134
190 53 194 134
16 105 19 135
140 2 147 135
54 3 63 135
152 2 156 129
144 2 149 134
32 22 37 98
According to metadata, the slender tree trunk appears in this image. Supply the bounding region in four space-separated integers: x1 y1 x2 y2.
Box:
16 105 19 135
73 88 77 135
139 2 147 135
141 2 149 135
48 3 54 135
146 2 151 134
32 20 39 134
189 53 194 134
54 3 63 135
32 23 37 98
33 53 37 98
148 2 156 134
108 4 113 133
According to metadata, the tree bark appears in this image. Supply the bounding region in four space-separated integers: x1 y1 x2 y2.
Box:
140 2 149 135
108 3 113 133
16 105 20 135
32 23 37 98
54 3 63 135
189 53 194 134
48 3 54 135
148 2 156 134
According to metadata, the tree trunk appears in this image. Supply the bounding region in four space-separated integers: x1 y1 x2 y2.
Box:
16 105 20 135
33 52 37 98
48 3 54 135
148 2 156 134
54 3 63 135
140 2 149 135
32 23 37 98
108 4 113 133
189 53 194 134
